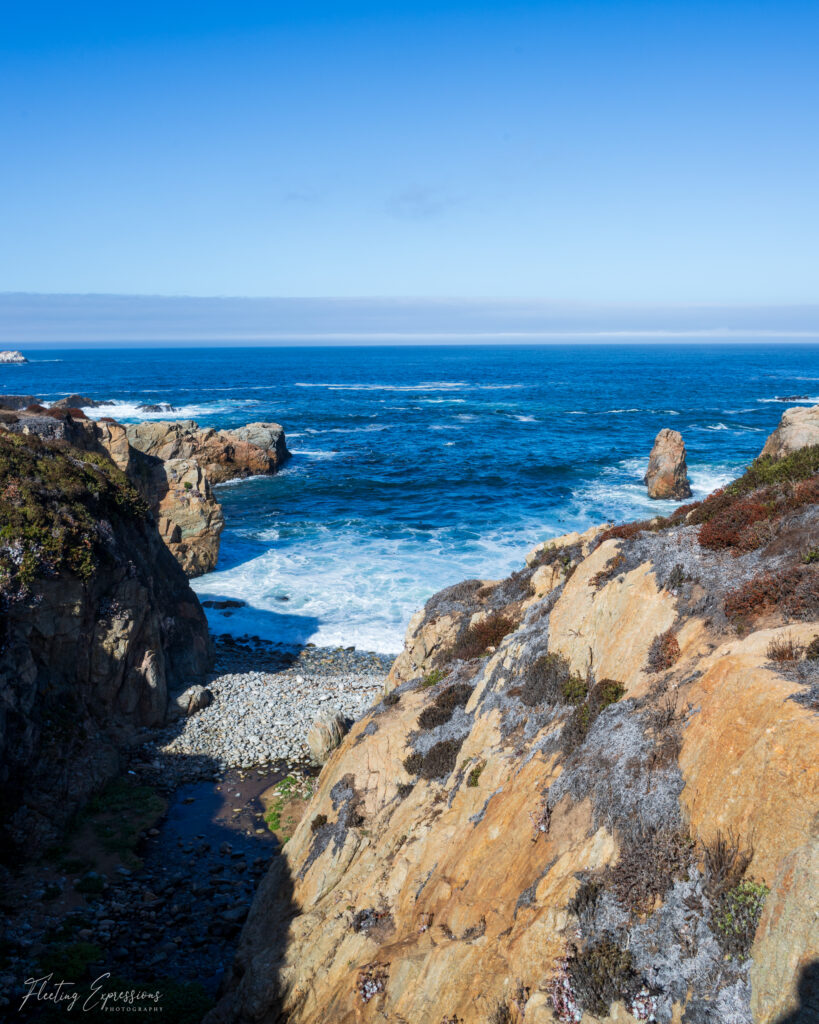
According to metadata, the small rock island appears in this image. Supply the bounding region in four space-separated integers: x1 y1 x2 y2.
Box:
0 350 27 363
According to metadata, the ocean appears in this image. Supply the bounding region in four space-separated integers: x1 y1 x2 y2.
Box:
5 343 818 653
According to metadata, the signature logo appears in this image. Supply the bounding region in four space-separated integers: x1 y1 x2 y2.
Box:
20 973 163 1013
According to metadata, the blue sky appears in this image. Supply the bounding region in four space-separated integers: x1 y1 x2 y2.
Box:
1 1 818 304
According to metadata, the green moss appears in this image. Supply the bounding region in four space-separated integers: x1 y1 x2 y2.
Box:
0 432 148 594
714 880 769 960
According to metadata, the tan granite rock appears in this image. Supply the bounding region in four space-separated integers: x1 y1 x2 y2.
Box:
760 404 819 459
644 428 692 499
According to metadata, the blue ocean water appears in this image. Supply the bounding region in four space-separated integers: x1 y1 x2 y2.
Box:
5 343 818 652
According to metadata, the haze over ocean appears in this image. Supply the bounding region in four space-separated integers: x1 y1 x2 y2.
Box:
5 342 817 651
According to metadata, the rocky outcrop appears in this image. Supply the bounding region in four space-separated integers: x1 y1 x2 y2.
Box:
51 394 114 409
0 350 26 363
761 404 819 460
644 427 692 499
0 395 36 410
125 419 290 484
307 710 349 765
210 452 819 1024
0 430 210 856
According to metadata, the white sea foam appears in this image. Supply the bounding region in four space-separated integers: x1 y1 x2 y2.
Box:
288 449 341 460
513 414 538 422
757 396 818 404
77 400 249 421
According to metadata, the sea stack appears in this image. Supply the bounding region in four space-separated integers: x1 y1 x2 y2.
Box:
644 427 692 499
0 350 27 363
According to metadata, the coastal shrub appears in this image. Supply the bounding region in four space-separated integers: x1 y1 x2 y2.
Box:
592 678 626 712
802 546 819 564
646 630 681 672
597 519 656 545
567 940 637 1017
713 880 769 960
805 636 819 660
766 633 803 663
450 611 517 661
607 826 693 916
590 552 626 588
728 445 819 492
569 878 603 926
383 691 400 706
519 652 571 706
701 829 753 899
396 782 414 799
310 814 328 833
0 433 148 595
664 563 689 591
417 683 472 730
723 565 819 623
561 674 588 705
404 738 466 780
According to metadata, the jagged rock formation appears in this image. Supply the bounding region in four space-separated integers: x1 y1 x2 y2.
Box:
210 450 819 1024
51 394 114 409
0 430 210 856
0 350 26 363
0 395 36 410
644 428 692 499
761 403 819 460
125 419 290 484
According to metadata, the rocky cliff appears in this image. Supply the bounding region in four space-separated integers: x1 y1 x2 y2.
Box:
0 429 210 856
125 419 290 484
210 440 819 1023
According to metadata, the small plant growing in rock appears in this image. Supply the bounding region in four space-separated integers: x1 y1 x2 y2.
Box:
355 962 389 1003
608 826 693 916
567 940 637 1017
646 630 681 672
396 781 414 799
664 562 688 591
701 829 753 899
421 668 445 688
383 691 400 706
713 879 769 960
801 546 819 564
488 1000 513 1024
403 737 465 780
766 633 803 663
418 683 473 730
403 751 424 776
467 760 486 787
568 878 603 926
310 814 328 833
549 950 583 1023
440 1016 463 1024
805 635 819 660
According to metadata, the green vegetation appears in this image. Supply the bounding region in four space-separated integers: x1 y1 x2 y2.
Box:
561 674 589 705
608 826 694 916
801 547 819 564
0 432 148 594
466 760 486 787
714 880 769 960
263 774 315 840
519 652 571 706
421 668 445 688
403 737 465 780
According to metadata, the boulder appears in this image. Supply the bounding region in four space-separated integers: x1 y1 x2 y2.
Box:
760 404 819 459
306 711 348 765
0 350 27 363
169 684 214 719
138 403 177 413
643 427 692 499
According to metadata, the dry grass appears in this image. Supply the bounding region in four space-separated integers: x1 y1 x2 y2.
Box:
700 829 753 899
646 630 681 673
766 632 803 663
449 612 517 661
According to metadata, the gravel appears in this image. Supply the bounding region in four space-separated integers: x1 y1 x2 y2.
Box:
149 638 395 771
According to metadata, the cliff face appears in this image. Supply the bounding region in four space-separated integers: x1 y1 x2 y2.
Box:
211 447 819 1024
0 430 210 855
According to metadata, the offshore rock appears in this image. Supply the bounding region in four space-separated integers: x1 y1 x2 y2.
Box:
760 403 819 459
0 431 210 855
0 350 27 363
644 427 692 499
210 465 819 1024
